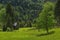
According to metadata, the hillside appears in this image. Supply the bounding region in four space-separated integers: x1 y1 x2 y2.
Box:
0 0 57 27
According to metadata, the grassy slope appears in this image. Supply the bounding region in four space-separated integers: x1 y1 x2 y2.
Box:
0 28 60 40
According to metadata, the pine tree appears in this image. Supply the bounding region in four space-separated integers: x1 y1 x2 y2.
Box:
5 3 15 31
55 0 60 26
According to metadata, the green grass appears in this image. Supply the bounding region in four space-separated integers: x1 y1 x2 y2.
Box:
0 28 60 40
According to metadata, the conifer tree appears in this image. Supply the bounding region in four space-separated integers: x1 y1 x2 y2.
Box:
55 0 60 25
5 3 15 31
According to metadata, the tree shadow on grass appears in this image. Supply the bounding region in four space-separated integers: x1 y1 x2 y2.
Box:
37 31 55 37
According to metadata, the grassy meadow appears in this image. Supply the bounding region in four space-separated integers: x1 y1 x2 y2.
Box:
0 28 59 40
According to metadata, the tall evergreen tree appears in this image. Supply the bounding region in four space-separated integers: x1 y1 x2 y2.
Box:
5 3 15 31
55 0 60 26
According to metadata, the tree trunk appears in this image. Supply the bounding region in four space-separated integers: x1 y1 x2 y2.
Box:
46 26 49 34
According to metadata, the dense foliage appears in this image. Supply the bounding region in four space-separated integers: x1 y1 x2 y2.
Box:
55 0 60 26
0 0 57 31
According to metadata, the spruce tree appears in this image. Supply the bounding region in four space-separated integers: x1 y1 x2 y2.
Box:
55 0 60 26
5 3 15 31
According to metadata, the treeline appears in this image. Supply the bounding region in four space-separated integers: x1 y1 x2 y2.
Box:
0 0 59 33
0 0 56 23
